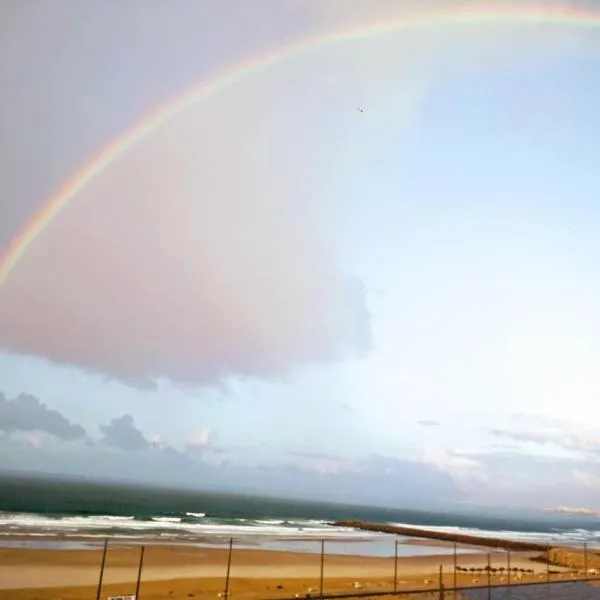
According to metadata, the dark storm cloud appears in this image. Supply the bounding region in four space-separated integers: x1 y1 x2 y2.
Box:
0 392 86 441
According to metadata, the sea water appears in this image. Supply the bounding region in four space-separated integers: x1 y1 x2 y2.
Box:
1 474 599 557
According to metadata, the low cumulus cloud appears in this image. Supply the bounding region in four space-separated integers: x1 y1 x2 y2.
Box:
465 450 600 508
184 428 215 456
99 414 150 452
422 447 489 490
98 415 218 469
8 400 600 509
417 419 440 427
0 405 460 506
93 414 209 479
0 392 86 441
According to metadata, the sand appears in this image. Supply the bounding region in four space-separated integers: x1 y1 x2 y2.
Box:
0 542 572 600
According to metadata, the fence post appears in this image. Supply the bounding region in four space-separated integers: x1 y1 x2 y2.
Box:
223 538 233 600
584 542 588 580
546 544 550 584
95 538 108 600
453 542 457 592
393 539 398 592
319 538 325 599
487 553 491 600
507 549 511 586
439 564 444 600
135 545 145 599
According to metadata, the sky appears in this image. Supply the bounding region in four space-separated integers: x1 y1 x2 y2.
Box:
2 0 600 510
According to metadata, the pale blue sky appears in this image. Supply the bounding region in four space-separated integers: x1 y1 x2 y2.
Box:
2 0 600 508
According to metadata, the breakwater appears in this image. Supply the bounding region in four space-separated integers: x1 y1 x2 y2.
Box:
332 520 550 552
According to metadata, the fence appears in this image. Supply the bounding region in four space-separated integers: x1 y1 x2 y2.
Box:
91 536 600 600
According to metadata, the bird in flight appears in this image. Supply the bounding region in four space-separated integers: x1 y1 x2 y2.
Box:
357 107 365 113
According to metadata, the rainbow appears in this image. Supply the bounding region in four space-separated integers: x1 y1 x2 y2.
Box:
1 2 598 287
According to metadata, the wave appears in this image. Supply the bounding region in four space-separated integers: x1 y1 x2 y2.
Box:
2 510 598 546
0 512 371 540
255 519 285 525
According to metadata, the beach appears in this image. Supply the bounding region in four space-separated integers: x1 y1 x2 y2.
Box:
1 477 599 599
0 539 572 600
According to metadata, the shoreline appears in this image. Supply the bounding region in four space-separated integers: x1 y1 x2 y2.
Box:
0 530 484 559
0 522 592 599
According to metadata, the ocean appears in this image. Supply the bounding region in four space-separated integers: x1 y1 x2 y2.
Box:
2 475 599 557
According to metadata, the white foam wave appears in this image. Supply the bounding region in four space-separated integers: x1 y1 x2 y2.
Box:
10 512 590 545
0 512 378 539
186 512 206 518
255 519 285 525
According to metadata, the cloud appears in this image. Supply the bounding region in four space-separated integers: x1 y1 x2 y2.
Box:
490 418 600 457
149 433 168 449
286 450 358 475
184 428 215 456
417 419 440 427
278 450 463 505
99 414 149 452
0 39 380 389
422 447 488 489
0 392 86 441
189 428 213 447
3 0 588 392
92 414 206 477
572 468 600 489
438 447 600 509
98 415 220 469
6 399 600 510
489 427 566 446
0 431 462 508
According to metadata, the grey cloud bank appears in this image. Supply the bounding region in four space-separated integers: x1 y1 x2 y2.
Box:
490 417 600 457
0 393 86 441
2 393 600 508
0 392 458 507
